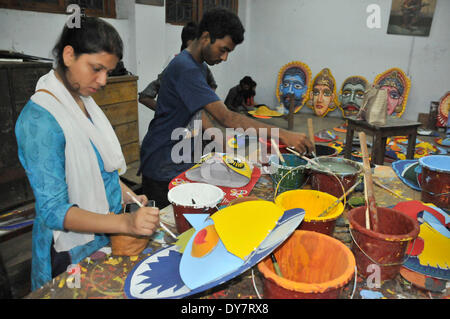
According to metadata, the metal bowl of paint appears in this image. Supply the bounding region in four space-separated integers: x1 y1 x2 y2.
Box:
309 156 363 198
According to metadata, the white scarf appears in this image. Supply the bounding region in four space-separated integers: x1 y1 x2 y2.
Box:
31 70 127 252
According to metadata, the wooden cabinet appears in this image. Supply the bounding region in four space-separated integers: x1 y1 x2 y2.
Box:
0 62 53 212
0 64 139 212
91 75 140 167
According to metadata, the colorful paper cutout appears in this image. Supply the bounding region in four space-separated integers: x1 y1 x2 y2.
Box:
211 201 283 260
185 153 252 188
124 203 305 299
393 201 450 281
248 105 284 118
169 157 261 207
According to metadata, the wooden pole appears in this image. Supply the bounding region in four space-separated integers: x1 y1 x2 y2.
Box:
271 138 285 164
307 118 316 154
287 94 295 130
358 132 379 232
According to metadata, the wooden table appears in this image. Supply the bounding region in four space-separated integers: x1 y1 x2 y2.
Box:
24 167 447 300
344 116 422 165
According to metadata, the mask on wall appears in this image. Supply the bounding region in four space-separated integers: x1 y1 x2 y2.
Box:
276 61 312 114
437 91 450 128
374 68 411 118
307 68 338 117
338 76 369 118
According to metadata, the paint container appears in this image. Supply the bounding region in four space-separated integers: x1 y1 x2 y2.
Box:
269 154 307 195
309 156 362 198
347 206 419 282
315 144 338 157
257 230 355 299
418 155 450 209
275 190 344 236
167 183 225 234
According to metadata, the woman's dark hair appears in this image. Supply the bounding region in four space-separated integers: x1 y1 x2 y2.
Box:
52 16 123 70
197 8 244 45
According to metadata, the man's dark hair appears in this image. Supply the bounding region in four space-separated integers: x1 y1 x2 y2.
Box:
240 76 256 87
52 16 123 70
181 21 198 51
197 8 245 45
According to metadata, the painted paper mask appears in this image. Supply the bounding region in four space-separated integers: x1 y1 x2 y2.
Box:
374 68 411 118
276 61 312 114
338 76 369 117
307 68 338 117
437 92 450 128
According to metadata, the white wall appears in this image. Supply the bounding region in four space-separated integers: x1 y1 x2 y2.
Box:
1 0 449 130
243 0 450 121
0 8 133 72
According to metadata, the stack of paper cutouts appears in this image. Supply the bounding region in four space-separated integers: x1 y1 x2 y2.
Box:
169 153 261 206
392 201 449 290
124 200 305 298
185 153 252 188
248 105 284 118
385 137 440 160
314 129 338 143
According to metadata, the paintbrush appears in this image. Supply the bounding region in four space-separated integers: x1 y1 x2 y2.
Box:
373 179 412 201
318 178 363 218
271 138 286 165
307 118 317 158
358 132 379 232
270 254 283 277
126 192 178 240
285 147 328 172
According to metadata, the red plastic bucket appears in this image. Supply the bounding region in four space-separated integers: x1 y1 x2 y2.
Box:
257 230 355 299
167 183 225 233
309 157 362 198
418 155 450 209
347 206 419 282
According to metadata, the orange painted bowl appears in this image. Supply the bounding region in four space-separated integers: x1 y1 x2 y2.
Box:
257 230 356 299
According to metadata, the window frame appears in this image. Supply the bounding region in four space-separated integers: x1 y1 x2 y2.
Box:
165 0 238 26
0 0 116 19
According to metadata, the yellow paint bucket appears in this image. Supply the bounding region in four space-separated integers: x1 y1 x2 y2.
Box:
275 190 344 236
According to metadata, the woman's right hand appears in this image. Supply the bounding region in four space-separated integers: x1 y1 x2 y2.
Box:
124 207 160 236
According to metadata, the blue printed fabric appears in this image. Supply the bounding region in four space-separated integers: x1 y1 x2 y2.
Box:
15 100 123 291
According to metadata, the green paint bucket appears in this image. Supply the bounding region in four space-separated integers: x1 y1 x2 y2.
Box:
269 154 307 196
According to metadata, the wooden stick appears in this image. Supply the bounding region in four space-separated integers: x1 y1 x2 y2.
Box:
364 176 370 230
358 132 379 232
271 138 286 164
307 118 316 155
373 179 412 201
318 178 362 217
127 192 177 240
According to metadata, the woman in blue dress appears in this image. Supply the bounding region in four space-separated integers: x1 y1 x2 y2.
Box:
15 17 160 291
